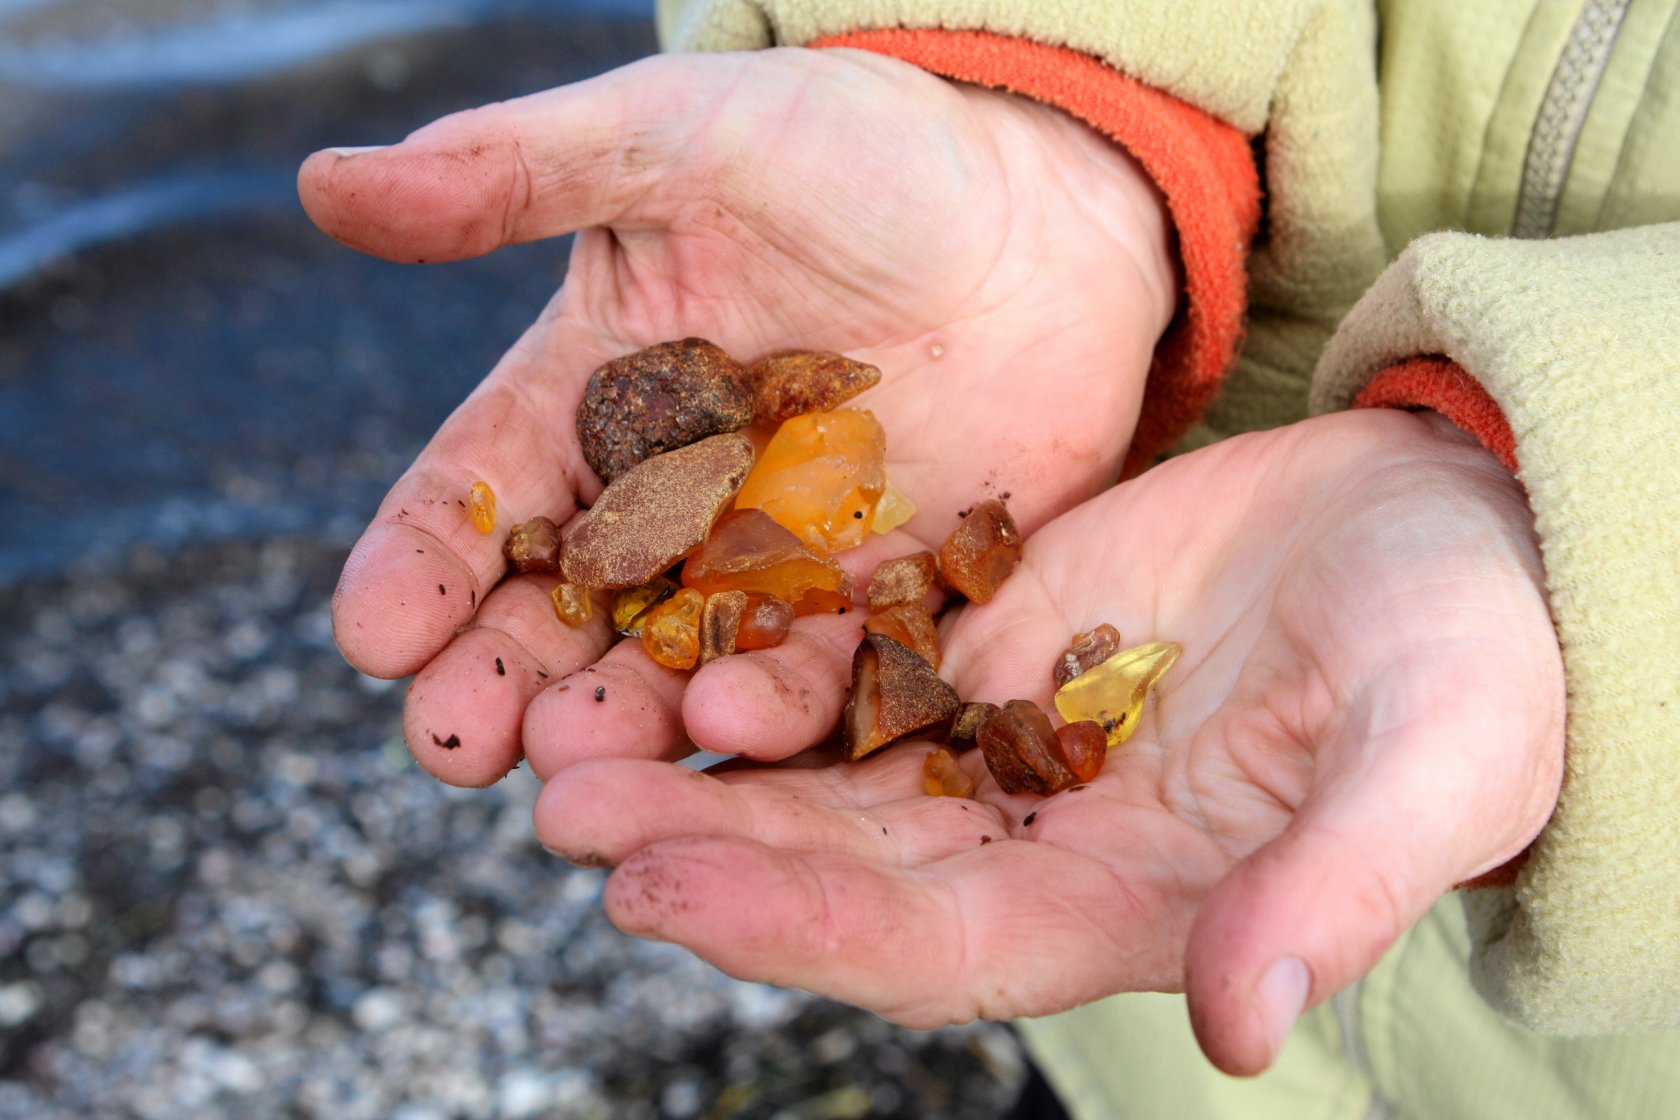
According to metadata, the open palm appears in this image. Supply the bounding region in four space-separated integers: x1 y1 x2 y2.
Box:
299 47 1175 784
531 409 1566 1075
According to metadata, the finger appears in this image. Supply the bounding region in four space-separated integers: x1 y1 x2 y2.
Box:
401 573 616 786
602 835 1173 1028
297 54 716 262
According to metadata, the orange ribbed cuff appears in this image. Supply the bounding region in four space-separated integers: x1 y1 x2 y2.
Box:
811 28 1259 476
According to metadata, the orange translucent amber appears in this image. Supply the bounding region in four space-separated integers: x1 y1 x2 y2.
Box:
733 409 885 553
469 480 496 534
550 582 593 628
863 603 941 669
923 748 976 799
734 592 794 650
682 509 853 616
1055 720 1108 783
640 588 705 670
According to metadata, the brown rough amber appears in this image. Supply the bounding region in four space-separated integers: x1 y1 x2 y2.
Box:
470 481 496 534
734 409 886 553
681 509 852 616
610 577 676 636
923 748 976 799
863 603 941 669
699 589 747 664
640 588 705 670
842 633 960 761
1053 623 1124 688
733 592 794 650
1055 720 1108 783
745 350 881 427
866 551 939 609
576 338 754 483
976 699 1078 796
948 701 998 751
551 582 593 628
937 499 1022 604
503 515 563 573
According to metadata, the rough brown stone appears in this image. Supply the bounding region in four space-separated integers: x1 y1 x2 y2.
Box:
576 338 754 483
842 633 959 762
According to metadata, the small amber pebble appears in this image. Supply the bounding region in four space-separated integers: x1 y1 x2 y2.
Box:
937 499 1022 604
871 480 917 535
504 515 563 573
745 349 881 427
611 577 676 636
682 509 852 616
923 748 976 799
551 583 593 628
699 589 747 664
1053 640 1181 747
976 699 1077 796
734 409 886 553
949 701 998 751
1053 623 1123 688
1055 721 1109 783
734 592 794 650
641 588 705 670
866 551 939 609
863 603 941 669
470 481 496 534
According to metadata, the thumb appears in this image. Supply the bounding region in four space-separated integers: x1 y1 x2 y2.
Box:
296 53 720 262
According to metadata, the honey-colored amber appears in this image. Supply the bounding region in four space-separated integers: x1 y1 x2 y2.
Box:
937 499 1021 604
641 588 705 670
610 577 676 636
976 699 1077 795
682 509 852 616
1055 721 1108 783
551 582 593 628
1053 640 1181 747
469 480 496 533
733 593 794 650
863 603 941 669
733 409 886 553
923 748 976 799
871 480 917 535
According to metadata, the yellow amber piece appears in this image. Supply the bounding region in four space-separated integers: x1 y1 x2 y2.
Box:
551 583 593 628
733 409 885 553
871 479 917 534
922 748 976 799
469 480 496 533
640 588 705 670
610 577 676 636
1052 640 1181 747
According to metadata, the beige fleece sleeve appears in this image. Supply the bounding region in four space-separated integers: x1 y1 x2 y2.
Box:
1312 225 1680 1033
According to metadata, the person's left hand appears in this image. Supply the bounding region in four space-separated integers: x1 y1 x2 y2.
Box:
530 408 1566 1075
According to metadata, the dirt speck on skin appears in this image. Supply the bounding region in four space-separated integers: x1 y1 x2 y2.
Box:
430 732 461 750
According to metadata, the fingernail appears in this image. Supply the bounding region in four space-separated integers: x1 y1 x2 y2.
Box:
1255 957 1309 1059
327 145 387 158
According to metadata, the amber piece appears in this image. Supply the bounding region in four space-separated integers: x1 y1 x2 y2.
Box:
1053 640 1181 747
699 589 747 664
1053 623 1124 688
745 350 881 427
1056 721 1108 783
937 499 1022 604
866 551 939 609
551 583 593 628
948 701 998 751
842 633 960 761
923 748 976 799
734 409 886 553
733 593 794 650
469 481 496 534
871 479 917 535
682 508 852 616
503 515 563 573
576 338 754 483
976 699 1077 796
863 603 941 669
641 588 705 670
610 577 676 636
562 434 753 590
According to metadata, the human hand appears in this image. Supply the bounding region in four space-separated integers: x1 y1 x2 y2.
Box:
298 47 1175 785
531 408 1565 1074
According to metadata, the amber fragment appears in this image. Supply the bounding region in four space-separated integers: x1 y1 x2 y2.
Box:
1053 623 1123 689
469 481 496 534
551 583 594 628
1055 721 1108 783
866 551 939 609
923 747 976 799
871 479 917 535
610 577 676 637
576 338 754 483
842 633 960 762
863 603 941 669
976 699 1078 796
682 509 852 616
745 349 881 427
504 515 563 573
641 588 705 670
733 593 794 651
948 701 998 751
1053 640 1181 747
734 409 886 553
937 499 1022 604
699 589 747 664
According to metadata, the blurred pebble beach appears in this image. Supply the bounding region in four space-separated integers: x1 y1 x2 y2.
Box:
0 2 1027 1116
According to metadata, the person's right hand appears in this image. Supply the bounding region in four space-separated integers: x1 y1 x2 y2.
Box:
298 46 1177 786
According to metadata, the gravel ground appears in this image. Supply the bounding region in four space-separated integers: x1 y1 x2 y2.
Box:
0 536 1027 1118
